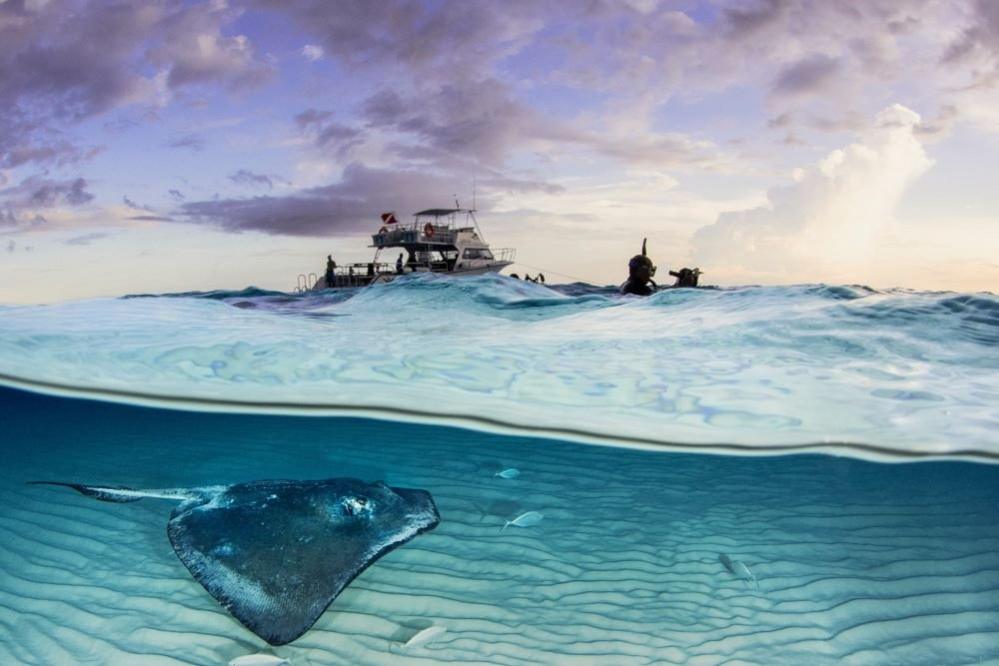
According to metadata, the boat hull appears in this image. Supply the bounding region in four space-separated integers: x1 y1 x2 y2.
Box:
312 261 512 290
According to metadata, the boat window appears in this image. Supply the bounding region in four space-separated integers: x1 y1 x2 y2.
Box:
462 248 494 260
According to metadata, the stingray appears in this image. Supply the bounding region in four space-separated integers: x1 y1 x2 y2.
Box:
29 478 440 645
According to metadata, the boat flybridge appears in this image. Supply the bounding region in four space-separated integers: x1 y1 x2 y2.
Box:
297 207 516 291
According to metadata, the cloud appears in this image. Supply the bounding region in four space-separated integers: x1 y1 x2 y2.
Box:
358 79 727 171
294 109 361 157
941 0 999 69
64 232 110 245
692 104 933 280
168 188 185 201
772 55 842 98
301 44 324 61
361 81 560 166
0 175 94 230
2 176 95 209
148 11 272 91
123 195 153 211
128 214 173 222
168 134 206 151
0 0 271 169
229 169 285 190
181 162 471 236
258 0 545 80
0 208 18 228
723 0 789 38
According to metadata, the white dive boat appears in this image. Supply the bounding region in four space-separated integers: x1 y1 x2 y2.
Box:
296 207 515 291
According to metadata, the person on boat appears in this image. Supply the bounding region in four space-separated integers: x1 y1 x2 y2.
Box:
620 238 657 296
668 267 702 288
396 253 405 274
325 255 337 288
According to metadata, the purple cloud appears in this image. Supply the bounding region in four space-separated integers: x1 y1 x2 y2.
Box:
772 55 842 98
168 134 207 151
0 1 270 169
8 176 95 208
229 169 287 190
294 109 362 158
123 195 153 211
182 163 481 236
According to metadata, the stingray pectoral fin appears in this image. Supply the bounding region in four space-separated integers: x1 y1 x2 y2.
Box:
166 478 441 645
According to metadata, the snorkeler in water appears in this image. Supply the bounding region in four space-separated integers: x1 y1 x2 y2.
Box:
668 267 702 288
620 238 657 296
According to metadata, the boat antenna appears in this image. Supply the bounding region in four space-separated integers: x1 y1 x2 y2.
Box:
472 176 477 212
454 194 460 210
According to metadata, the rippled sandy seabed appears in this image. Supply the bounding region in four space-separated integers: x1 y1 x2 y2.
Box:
2 388 998 665
0 277 997 664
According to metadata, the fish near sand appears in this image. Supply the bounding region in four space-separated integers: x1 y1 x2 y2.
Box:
403 625 447 650
503 510 544 531
495 468 520 479
719 553 759 589
29 478 440 645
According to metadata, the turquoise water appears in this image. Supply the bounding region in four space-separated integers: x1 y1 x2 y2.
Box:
1 275 998 663
1 275 996 457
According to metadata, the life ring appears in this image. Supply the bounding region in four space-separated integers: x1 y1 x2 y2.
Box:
423 222 434 238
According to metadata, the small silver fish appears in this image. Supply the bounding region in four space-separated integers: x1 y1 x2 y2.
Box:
503 510 544 531
719 553 758 589
495 468 520 479
403 625 447 649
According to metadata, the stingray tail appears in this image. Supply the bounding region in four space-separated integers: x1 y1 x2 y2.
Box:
27 481 146 503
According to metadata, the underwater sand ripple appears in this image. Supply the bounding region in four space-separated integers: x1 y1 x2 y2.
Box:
2 406 999 665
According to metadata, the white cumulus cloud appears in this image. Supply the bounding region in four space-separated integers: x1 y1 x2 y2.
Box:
692 104 934 284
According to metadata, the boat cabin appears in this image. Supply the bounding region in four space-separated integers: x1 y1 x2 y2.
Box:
298 207 515 291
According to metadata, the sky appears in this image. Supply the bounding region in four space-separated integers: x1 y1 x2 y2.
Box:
1 0 998 303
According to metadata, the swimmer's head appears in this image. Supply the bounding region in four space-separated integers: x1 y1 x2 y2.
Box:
628 244 655 281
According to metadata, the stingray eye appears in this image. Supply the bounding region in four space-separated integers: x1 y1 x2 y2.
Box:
341 496 371 517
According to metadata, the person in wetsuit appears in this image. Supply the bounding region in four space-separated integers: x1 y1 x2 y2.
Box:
325 255 337 288
620 238 657 296
668 267 702 288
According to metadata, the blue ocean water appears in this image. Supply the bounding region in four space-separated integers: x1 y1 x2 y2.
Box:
1 275 996 457
1 275 998 664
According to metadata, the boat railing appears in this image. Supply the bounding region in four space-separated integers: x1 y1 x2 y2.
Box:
372 223 457 246
333 262 393 277
294 273 319 293
495 248 516 262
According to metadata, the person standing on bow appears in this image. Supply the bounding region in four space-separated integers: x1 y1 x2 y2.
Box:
325 254 337 288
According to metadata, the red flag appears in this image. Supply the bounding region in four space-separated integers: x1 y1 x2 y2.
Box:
381 212 397 225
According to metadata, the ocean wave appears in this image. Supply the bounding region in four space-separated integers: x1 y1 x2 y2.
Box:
0 276 996 460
